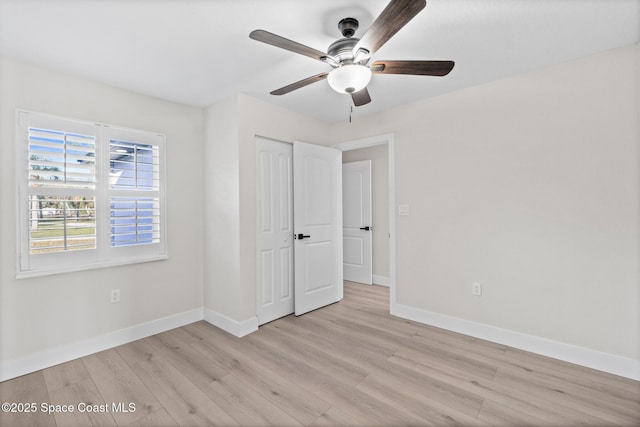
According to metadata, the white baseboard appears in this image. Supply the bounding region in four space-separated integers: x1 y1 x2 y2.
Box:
203 308 259 338
0 308 203 382
1 306 261 382
372 275 390 287
391 302 640 381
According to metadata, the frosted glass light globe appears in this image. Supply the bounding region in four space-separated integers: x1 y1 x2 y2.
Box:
327 64 372 94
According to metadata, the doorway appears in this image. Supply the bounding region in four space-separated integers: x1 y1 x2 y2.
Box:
334 134 396 309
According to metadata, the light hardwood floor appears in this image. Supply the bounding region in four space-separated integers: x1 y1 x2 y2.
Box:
1 282 639 426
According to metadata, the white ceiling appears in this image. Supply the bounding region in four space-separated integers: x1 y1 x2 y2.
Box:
1 0 638 123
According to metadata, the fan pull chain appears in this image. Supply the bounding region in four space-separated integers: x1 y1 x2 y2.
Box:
349 105 353 123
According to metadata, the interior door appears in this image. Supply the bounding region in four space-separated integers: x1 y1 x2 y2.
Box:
293 141 343 315
256 137 294 325
342 160 373 284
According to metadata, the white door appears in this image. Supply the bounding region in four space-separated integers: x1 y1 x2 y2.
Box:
256 137 294 325
342 160 373 284
293 141 343 315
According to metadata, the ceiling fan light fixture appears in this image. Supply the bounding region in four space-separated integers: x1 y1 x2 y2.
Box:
327 64 372 94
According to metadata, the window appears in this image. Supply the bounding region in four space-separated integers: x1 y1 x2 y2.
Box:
27 126 97 254
16 111 167 277
108 132 161 248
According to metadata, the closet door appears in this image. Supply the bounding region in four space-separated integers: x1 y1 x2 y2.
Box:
256 137 294 325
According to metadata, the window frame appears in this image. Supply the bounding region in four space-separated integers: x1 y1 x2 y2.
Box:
15 110 168 278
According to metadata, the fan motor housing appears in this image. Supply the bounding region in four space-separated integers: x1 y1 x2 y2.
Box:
327 37 359 63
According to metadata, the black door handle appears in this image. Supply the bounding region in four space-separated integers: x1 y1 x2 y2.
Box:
295 233 311 240
360 226 371 231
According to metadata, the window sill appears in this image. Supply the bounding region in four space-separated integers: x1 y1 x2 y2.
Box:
16 254 169 279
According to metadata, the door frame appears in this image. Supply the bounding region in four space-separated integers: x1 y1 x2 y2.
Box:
332 133 397 312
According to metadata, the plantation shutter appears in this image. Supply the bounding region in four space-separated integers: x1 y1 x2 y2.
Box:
105 126 165 253
24 114 98 256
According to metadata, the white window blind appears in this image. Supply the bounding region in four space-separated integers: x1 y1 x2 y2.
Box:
16 111 167 277
109 197 160 246
109 140 159 190
25 118 98 258
28 128 96 189
108 137 161 247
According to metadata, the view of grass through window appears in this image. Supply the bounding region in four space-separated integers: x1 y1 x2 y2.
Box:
29 196 96 254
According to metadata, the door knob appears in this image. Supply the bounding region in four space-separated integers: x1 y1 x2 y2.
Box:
295 233 311 240
359 226 371 231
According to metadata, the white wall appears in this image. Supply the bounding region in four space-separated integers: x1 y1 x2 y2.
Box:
331 44 640 365
0 57 204 373
202 95 241 318
342 145 390 281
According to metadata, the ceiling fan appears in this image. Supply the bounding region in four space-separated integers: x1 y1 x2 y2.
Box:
249 0 454 107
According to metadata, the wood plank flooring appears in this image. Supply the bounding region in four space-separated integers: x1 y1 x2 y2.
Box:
1 282 639 426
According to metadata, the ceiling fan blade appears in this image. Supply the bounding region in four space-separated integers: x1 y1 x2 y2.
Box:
353 0 426 56
371 60 455 76
351 88 372 106
270 73 329 96
250 29 327 62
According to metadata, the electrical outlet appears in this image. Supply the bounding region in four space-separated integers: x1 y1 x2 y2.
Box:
110 289 121 303
472 282 482 296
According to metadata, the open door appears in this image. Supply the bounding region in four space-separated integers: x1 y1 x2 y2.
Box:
293 141 343 315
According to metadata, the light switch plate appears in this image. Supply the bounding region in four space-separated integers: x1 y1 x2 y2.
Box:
472 282 482 296
398 204 410 216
